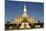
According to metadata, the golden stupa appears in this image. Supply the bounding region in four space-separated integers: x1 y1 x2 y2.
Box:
15 4 38 24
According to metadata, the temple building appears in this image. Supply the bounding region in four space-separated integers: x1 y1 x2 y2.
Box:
13 4 38 28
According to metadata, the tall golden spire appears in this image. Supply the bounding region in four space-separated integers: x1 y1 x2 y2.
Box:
24 4 26 13
23 4 27 17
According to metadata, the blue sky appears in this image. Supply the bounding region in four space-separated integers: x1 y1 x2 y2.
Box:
5 1 44 22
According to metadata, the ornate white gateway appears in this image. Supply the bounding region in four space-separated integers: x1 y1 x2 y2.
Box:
19 18 31 29
19 22 30 29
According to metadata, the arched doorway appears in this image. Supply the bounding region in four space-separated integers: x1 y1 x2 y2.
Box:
19 18 31 29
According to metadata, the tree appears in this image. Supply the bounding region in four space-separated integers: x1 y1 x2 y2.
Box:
37 20 40 23
7 21 10 24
